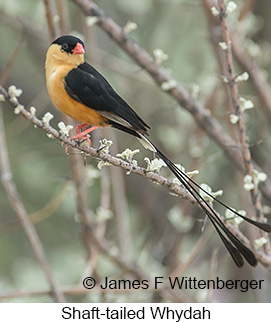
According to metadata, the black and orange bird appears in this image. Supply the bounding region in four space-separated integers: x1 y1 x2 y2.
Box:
45 35 271 267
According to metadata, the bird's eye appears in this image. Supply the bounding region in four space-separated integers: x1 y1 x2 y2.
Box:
62 43 69 51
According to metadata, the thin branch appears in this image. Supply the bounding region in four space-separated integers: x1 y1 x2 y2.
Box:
56 0 69 34
1 84 270 268
0 285 147 300
71 0 271 203
0 8 47 42
0 183 67 234
207 249 219 302
80 164 111 280
43 0 57 40
0 283 190 302
169 226 213 277
231 34 271 122
202 0 271 128
218 0 271 257
238 0 257 21
67 148 95 259
0 32 26 86
202 0 234 121
0 108 65 302
107 130 133 263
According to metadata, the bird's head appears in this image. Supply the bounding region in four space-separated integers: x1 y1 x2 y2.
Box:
46 35 85 66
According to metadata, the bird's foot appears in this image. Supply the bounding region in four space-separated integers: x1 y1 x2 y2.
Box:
75 123 88 135
71 125 99 147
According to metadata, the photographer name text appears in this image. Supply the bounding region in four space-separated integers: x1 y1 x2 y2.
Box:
82 276 264 293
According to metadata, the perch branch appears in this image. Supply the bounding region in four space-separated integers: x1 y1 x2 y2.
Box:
1 84 270 268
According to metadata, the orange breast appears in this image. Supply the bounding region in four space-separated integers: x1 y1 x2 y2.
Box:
46 65 109 126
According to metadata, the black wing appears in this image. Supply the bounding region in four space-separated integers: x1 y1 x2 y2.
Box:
64 62 150 134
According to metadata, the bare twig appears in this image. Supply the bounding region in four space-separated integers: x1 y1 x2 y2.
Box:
207 249 219 302
56 0 69 34
169 226 213 277
0 282 191 302
238 0 256 21
218 0 270 257
0 285 145 300
107 130 133 263
202 0 233 120
202 0 271 126
0 32 26 86
0 183 67 234
219 1 261 213
68 149 95 257
71 0 271 203
231 35 271 122
43 0 57 40
0 108 65 302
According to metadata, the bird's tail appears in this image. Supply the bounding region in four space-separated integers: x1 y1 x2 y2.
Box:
137 133 271 267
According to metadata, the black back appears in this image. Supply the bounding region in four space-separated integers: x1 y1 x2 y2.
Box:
64 62 150 133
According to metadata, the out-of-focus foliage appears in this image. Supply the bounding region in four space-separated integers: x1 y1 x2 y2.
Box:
0 0 271 302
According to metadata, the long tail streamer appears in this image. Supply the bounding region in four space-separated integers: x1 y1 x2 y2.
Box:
152 146 271 267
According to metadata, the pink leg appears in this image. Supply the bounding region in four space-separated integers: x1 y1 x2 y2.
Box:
75 123 88 135
71 125 99 147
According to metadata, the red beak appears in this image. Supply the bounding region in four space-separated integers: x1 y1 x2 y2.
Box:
72 42 85 55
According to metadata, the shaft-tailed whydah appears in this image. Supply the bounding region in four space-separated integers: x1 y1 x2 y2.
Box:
45 35 271 267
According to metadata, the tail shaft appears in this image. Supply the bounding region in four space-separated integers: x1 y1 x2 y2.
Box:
137 133 271 267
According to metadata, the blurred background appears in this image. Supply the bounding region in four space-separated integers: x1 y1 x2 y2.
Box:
0 0 271 302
